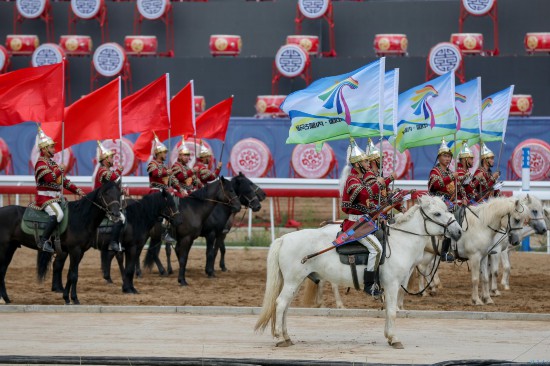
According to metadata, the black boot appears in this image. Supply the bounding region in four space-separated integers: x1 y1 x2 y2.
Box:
440 238 455 262
363 269 383 297
38 216 57 253
108 221 124 252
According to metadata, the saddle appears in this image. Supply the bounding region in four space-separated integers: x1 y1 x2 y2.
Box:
94 212 126 249
21 203 69 252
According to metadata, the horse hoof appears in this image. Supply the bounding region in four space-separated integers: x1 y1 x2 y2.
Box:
104 278 113 284
123 288 133 294
276 340 293 347
391 341 404 349
178 280 189 287
72 300 80 305
167 269 173 275
132 288 139 294
221 268 228 272
503 286 510 291
51 287 63 293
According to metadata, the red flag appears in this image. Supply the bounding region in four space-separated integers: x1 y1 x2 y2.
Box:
122 74 169 135
133 81 195 161
195 96 233 141
0 63 64 126
42 78 120 152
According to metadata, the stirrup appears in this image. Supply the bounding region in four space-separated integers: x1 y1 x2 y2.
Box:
163 232 177 245
108 241 124 252
441 252 455 262
364 284 383 297
39 239 55 254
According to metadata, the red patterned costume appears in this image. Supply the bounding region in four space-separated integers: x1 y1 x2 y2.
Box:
472 166 501 200
93 166 123 190
456 162 476 202
34 155 81 209
428 164 455 202
147 159 185 196
172 161 202 192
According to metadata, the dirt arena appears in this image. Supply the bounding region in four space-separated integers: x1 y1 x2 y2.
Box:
3 245 550 312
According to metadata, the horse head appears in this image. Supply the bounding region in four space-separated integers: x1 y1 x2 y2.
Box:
161 189 183 226
233 173 262 212
417 195 462 241
96 181 122 222
239 172 267 202
520 194 547 235
501 198 532 246
214 176 241 213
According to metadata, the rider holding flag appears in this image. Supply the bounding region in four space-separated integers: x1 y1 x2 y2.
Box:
455 141 477 205
472 142 501 201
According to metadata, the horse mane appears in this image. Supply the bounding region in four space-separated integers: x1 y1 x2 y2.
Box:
126 191 165 226
188 179 220 200
338 165 351 196
476 196 515 224
394 204 419 225
68 181 117 231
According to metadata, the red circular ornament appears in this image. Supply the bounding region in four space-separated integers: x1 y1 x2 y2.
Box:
291 143 335 178
230 138 273 178
99 138 138 176
376 139 411 179
511 139 550 181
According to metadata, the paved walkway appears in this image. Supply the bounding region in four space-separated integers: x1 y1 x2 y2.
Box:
0 306 549 365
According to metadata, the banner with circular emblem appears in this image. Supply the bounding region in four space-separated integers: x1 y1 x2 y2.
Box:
291 143 335 178
31 146 75 173
16 0 47 19
298 0 330 19
71 0 103 20
99 138 138 176
511 139 550 181
461 0 495 16
31 43 65 67
93 43 126 77
275 44 309 78
428 42 462 76
376 139 412 179
230 138 272 178
137 0 169 20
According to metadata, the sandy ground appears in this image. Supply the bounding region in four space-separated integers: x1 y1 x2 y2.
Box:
3 245 550 313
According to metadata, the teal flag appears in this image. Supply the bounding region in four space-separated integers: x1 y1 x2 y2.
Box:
282 59 385 144
477 85 514 143
393 72 456 153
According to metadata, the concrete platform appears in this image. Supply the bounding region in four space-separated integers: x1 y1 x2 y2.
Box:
0 306 548 365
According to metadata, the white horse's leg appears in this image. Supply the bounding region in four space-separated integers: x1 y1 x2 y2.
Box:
275 283 300 347
384 281 404 349
489 253 501 297
331 283 345 309
501 249 511 290
315 280 324 308
470 254 483 305
480 256 494 305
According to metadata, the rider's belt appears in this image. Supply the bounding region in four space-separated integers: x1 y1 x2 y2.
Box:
38 191 61 198
348 214 362 221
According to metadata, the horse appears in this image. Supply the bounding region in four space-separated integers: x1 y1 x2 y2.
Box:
488 205 550 294
51 189 182 294
0 181 121 304
254 195 462 349
143 172 266 277
171 177 241 286
414 195 545 306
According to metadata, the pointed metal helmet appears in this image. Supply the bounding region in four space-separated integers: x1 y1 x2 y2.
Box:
97 140 115 161
152 133 168 155
437 137 452 156
178 136 190 155
458 140 473 159
480 142 494 159
348 137 368 164
198 141 212 158
366 138 380 161
37 126 55 149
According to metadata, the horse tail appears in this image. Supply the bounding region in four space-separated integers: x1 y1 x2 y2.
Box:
254 236 284 337
301 278 321 308
36 251 53 282
143 240 160 270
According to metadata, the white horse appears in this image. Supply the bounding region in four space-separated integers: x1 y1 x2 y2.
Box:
254 195 462 349
488 205 549 294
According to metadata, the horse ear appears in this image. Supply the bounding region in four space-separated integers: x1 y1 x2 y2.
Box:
515 199 521 210
527 194 532 204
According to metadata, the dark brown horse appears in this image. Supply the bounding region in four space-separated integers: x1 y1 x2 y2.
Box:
0 181 121 304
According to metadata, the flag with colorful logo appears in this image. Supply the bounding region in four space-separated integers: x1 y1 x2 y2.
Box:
382 69 399 137
476 85 514 143
283 58 385 144
393 72 456 152
421 77 482 154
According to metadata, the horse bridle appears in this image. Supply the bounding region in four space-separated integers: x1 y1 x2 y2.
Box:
160 196 180 223
387 207 456 239
81 189 122 223
196 180 239 207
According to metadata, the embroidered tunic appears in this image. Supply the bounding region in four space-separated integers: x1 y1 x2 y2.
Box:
147 159 185 196
194 161 221 185
455 162 476 203
428 164 455 202
93 166 123 190
34 154 80 209
172 161 203 193
472 166 501 200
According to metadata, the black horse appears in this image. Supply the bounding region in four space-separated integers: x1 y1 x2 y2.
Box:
171 177 241 286
51 189 182 294
143 172 265 277
0 181 121 304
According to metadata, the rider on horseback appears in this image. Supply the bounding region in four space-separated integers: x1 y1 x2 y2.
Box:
341 138 395 297
472 142 501 201
34 126 85 253
194 142 223 185
94 141 124 252
456 141 477 205
172 137 203 194
147 134 185 245
428 138 456 262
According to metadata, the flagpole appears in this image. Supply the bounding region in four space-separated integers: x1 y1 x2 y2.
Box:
453 131 458 204
118 76 123 169
191 80 198 164
496 140 505 175
166 73 172 188
61 60 66 200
